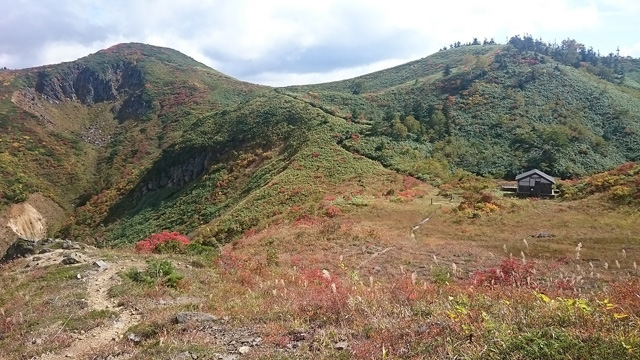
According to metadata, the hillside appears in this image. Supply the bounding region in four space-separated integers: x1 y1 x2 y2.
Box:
0 43 266 248
1 40 640 246
0 43 264 210
1 39 640 359
284 40 640 180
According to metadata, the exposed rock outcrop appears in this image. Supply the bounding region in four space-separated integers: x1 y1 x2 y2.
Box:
138 151 214 198
0 238 88 263
10 88 54 125
34 61 143 105
1 239 38 262
32 60 151 122
6 203 46 241
0 193 65 257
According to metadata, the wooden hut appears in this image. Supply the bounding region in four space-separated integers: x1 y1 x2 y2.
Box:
515 169 555 197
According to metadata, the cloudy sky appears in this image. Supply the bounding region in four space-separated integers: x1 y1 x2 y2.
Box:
2 0 639 86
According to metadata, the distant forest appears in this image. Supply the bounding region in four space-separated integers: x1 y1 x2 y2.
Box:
442 34 627 83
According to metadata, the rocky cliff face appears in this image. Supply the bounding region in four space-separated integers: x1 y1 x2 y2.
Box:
32 61 152 123
138 151 213 198
0 194 65 257
35 61 144 105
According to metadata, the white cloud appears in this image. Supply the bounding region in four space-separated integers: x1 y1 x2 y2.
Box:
38 38 127 66
248 57 409 87
621 42 640 58
0 54 14 68
1 0 638 84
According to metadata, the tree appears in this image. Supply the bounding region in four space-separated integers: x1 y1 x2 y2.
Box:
473 56 489 76
403 115 421 134
427 110 448 141
390 115 408 138
443 63 452 76
351 106 361 121
351 80 365 95
370 114 386 135
558 38 582 66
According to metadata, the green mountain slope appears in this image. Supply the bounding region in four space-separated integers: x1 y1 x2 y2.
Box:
2 39 640 247
284 43 640 179
0 43 265 214
71 92 400 244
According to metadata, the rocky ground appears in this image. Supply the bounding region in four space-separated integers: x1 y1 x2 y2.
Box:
0 238 329 359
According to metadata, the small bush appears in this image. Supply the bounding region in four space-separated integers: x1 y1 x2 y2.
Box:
325 205 341 218
136 231 190 253
432 266 451 285
185 242 217 256
498 328 637 359
472 258 536 288
126 321 163 342
125 259 184 289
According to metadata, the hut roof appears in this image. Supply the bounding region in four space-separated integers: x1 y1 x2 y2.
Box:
515 169 555 183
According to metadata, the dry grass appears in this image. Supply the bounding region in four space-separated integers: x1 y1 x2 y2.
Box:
2 189 640 359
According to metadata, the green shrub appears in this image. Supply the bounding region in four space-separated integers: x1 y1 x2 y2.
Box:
125 259 184 289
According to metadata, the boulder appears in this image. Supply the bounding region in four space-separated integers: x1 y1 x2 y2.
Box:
173 351 195 360
1 239 37 263
532 231 553 239
93 260 110 271
175 312 219 324
61 252 86 265
127 332 142 344
61 240 81 250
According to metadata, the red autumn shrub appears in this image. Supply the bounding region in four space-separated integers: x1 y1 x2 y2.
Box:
472 258 536 288
325 205 341 218
403 176 422 190
136 231 190 253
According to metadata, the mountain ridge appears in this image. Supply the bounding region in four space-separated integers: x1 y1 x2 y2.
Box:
1 39 640 247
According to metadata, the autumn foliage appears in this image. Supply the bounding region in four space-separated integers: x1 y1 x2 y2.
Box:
135 231 190 253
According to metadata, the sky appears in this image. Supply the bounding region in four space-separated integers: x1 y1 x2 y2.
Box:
2 0 640 86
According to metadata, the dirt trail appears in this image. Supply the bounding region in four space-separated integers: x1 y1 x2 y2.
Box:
40 259 143 360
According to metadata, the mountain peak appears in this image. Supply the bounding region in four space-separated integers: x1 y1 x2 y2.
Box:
88 42 208 69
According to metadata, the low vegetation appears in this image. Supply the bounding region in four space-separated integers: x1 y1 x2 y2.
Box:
2 190 639 359
1 38 640 359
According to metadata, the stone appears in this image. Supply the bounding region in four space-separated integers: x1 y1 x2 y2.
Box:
1 239 37 263
93 260 109 271
73 299 89 309
127 333 142 344
174 351 194 360
219 355 239 360
532 231 553 239
289 330 308 341
238 346 250 355
38 248 53 254
175 312 219 324
61 252 85 265
61 240 81 250
334 341 349 350
239 337 254 344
